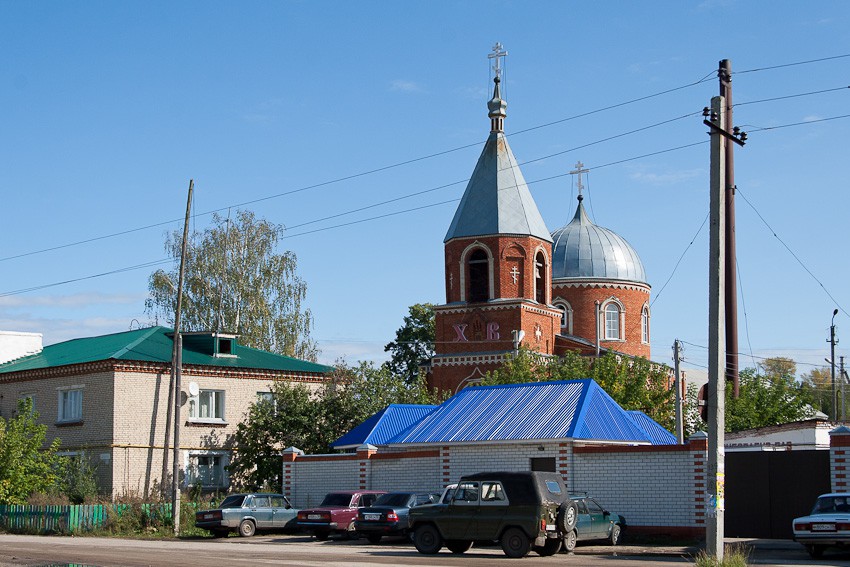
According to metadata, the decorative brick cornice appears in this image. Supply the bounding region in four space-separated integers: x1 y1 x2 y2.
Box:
432 353 508 367
0 359 328 384
435 301 561 317
552 280 651 293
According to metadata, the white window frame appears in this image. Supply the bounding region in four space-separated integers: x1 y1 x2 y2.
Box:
184 450 230 489
601 300 624 341
57 386 84 423
188 389 226 423
256 391 277 414
553 299 573 334
641 304 650 344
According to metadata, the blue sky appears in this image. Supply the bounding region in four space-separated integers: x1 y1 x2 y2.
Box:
1 1 848 378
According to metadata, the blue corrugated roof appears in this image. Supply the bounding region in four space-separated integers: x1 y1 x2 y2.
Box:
386 379 672 446
332 404 438 449
627 410 677 445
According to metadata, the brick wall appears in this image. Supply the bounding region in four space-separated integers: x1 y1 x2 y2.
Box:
286 437 708 535
829 426 850 492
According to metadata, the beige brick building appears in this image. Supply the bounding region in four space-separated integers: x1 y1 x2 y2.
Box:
0 326 331 497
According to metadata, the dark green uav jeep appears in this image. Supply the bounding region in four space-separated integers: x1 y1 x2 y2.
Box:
408 471 578 558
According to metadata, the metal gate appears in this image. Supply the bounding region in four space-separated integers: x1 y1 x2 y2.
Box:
725 450 830 539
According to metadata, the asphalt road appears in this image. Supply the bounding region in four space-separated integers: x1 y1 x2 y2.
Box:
1 534 850 567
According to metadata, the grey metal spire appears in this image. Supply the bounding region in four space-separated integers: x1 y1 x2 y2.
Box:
444 45 551 243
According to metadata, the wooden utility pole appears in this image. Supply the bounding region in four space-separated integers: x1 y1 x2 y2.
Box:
720 59 740 399
705 96 727 560
171 179 194 536
673 340 684 444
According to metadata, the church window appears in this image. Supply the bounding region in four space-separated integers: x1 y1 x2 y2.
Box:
534 251 547 304
641 305 650 344
468 249 489 303
553 300 572 334
604 303 621 340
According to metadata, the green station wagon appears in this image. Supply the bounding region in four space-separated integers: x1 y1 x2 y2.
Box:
408 471 578 558
195 493 298 537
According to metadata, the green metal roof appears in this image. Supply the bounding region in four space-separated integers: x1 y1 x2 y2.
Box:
0 326 333 375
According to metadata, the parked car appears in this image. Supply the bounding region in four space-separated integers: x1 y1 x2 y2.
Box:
565 494 626 551
409 471 578 558
793 492 850 558
194 493 298 537
297 490 385 540
355 491 440 543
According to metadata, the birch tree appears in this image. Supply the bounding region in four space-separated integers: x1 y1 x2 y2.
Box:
146 210 317 361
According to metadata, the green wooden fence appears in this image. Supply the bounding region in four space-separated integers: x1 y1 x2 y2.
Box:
0 503 175 534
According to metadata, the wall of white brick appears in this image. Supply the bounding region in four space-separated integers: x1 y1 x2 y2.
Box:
371 455 441 493
288 456 360 508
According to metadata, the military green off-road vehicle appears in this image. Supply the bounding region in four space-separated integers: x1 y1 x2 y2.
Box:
408 471 579 558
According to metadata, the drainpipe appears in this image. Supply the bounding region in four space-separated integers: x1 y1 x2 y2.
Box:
595 300 601 357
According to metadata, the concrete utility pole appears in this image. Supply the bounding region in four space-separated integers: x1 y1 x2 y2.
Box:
720 59 740 399
830 309 839 420
705 95 727 560
842 355 846 420
673 339 684 444
171 179 194 536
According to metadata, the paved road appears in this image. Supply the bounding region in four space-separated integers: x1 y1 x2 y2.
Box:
1 534 850 566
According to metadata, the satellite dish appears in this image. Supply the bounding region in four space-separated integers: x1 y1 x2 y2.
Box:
188 381 200 397
517 330 525 343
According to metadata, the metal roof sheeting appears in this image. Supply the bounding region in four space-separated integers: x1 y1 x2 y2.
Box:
332 404 438 449
627 410 677 445
551 200 647 284
0 326 333 375
387 379 672 446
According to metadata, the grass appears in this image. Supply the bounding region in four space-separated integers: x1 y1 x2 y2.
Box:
693 544 751 567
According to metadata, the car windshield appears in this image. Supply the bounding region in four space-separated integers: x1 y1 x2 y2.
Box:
219 495 246 508
374 493 412 507
813 495 850 514
320 493 353 507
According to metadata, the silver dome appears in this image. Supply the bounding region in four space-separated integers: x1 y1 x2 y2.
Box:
551 199 647 284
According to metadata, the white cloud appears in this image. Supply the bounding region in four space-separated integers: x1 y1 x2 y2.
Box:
316 338 390 366
390 80 423 93
0 315 145 346
0 292 144 309
803 115 823 122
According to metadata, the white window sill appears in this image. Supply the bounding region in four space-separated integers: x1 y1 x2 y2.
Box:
187 418 229 426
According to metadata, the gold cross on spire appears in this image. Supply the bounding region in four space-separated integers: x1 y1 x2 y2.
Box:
488 42 508 79
570 161 588 200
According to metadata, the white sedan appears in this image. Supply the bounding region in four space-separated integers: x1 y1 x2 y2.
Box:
793 493 850 558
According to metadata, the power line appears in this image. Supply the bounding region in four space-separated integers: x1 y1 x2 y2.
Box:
735 85 849 107
735 53 850 75
650 212 709 308
735 186 848 317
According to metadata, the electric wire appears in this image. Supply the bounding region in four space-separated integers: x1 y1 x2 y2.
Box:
735 54 850 74
649 212 709 308
735 186 847 317
737 258 758 370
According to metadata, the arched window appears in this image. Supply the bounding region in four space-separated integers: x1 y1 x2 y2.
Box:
641 305 650 344
554 301 572 334
605 303 621 340
467 249 489 303
534 251 547 304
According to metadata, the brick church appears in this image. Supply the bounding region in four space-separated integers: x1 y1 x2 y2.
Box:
428 47 651 393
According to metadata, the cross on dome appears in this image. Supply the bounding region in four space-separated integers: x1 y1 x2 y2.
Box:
570 161 588 202
488 42 508 79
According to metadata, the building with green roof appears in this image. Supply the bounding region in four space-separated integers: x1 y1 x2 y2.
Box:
0 326 332 496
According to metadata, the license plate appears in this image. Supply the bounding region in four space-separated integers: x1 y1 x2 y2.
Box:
203 513 215 519
307 514 323 520
813 523 836 531
364 513 381 521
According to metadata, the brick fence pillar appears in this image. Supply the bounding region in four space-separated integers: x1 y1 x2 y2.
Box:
558 442 572 489
356 444 377 490
829 426 850 492
688 432 708 528
441 446 451 487
281 446 303 500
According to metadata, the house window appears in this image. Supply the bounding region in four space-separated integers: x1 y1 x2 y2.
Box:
530 457 557 472
641 306 650 344
18 394 35 414
554 301 572 334
189 390 225 421
187 453 228 488
58 388 83 423
534 251 547 304
256 391 277 414
605 303 621 340
467 249 489 303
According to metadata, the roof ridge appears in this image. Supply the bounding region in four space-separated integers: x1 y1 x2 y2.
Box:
109 326 164 359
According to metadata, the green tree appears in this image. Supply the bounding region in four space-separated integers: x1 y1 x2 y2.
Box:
0 399 63 504
483 348 675 431
146 209 317 361
60 451 99 504
384 303 435 383
725 365 814 432
800 367 833 417
226 362 442 489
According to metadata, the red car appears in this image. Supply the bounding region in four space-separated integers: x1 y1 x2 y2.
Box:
297 490 385 540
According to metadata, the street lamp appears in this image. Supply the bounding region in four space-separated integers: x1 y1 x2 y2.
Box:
830 309 839 420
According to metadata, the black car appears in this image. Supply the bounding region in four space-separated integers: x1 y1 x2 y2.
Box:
355 491 440 543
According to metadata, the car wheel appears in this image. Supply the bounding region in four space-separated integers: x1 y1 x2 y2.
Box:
238 519 256 537
608 524 621 546
314 531 330 541
345 521 358 540
807 544 825 558
557 501 578 533
501 527 531 558
212 529 229 538
535 538 562 556
414 524 443 555
446 539 473 554
367 534 382 544
563 529 577 552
